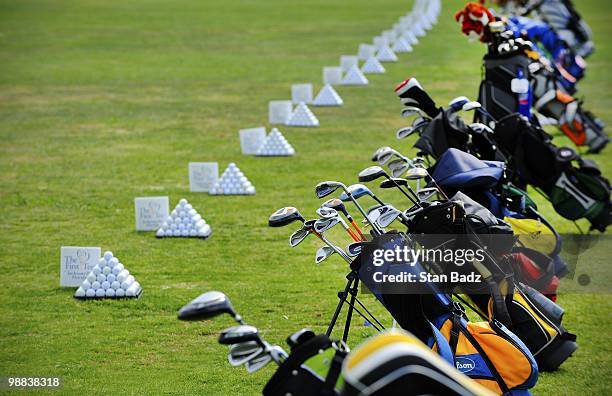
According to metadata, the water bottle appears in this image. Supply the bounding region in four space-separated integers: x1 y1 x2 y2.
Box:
512 68 532 118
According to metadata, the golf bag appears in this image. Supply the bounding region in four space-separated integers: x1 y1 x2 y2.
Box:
430 148 567 285
263 333 346 396
401 194 578 371
476 34 608 153
341 330 494 396
494 113 612 231
354 233 539 394
528 0 595 58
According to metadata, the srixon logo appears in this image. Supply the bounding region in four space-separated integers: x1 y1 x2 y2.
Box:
455 357 476 373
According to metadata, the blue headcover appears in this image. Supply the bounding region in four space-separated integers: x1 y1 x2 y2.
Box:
432 148 505 190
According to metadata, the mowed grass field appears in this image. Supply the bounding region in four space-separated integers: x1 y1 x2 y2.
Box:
0 0 611 394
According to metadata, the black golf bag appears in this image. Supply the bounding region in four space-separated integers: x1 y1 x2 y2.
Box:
263 333 345 396
477 37 608 153
494 113 612 231
400 195 578 372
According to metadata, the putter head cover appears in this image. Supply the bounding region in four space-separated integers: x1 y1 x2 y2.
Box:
454 1 495 43
395 78 441 118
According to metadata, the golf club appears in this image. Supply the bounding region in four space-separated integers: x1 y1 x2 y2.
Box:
315 245 336 264
227 341 263 367
358 166 420 206
315 181 383 235
323 198 366 240
317 206 360 242
219 325 261 345
178 291 244 324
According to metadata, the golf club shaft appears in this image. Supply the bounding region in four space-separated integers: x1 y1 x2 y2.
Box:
349 219 366 240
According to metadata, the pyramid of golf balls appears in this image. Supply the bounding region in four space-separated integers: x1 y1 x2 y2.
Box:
256 128 295 156
286 102 319 127
209 163 256 195
74 251 142 299
155 198 212 238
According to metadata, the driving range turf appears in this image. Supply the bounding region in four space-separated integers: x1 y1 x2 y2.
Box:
0 0 611 394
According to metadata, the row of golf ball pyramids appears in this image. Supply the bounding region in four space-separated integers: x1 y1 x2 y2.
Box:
156 198 212 238
74 251 141 299
210 163 256 195
256 128 295 156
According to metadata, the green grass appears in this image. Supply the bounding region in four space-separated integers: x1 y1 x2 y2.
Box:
0 0 610 394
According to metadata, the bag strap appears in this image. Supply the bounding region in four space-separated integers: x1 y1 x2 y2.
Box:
449 302 465 355
320 348 347 396
429 321 455 365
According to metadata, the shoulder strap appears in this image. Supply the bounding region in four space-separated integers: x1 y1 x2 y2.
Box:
429 321 455 365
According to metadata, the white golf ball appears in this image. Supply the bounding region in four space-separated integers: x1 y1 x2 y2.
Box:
189 229 197 237
102 281 110 290
117 269 130 283
82 280 92 290
115 288 125 297
178 223 185 231
96 274 106 283
210 188 217 195
75 287 86 297
95 289 105 297
105 288 116 297
92 281 100 290
171 209 178 217
174 217 181 225
112 264 125 275
180 229 188 237
102 266 111 275
184 204 193 211
179 199 187 207
109 258 119 267
156 229 165 237
172 229 181 237
103 251 113 261
192 214 202 222
111 281 121 290
166 215 173 223
170 223 177 231
98 258 106 266
247 186 255 195
86 289 96 297
106 274 116 283
87 273 96 283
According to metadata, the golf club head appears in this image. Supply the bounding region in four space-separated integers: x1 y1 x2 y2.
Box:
462 101 482 112
346 241 367 257
469 122 494 135
448 96 470 112
315 246 336 264
314 216 340 234
269 207 304 227
372 146 392 162
178 291 239 322
228 341 264 367
405 167 429 180
289 227 310 247
323 198 349 217
316 206 338 219
376 148 396 165
245 351 273 373
391 164 410 178
286 328 316 350
315 181 342 199
375 205 402 228
379 178 408 189
400 106 426 118
358 166 387 183
218 325 260 345
417 187 439 202
396 126 417 140
387 158 407 171
339 184 371 201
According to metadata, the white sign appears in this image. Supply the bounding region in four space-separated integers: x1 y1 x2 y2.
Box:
291 83 313 104
340 55 358 72
60 246 101 287
239 127 267 155
358 44 375 60
134 196 169 231
323 67 342 85
268 101 293 124
189 162 218 192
